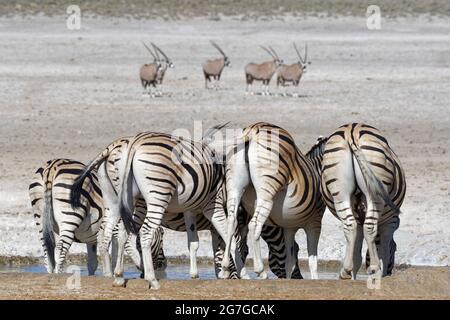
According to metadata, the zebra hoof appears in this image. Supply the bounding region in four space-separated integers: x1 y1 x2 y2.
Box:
257 271 268 280
112 277 126 287
149 279 160 290
190 273 199 279
339 268 352 280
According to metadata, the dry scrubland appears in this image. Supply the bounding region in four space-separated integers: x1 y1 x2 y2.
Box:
0 0 449 299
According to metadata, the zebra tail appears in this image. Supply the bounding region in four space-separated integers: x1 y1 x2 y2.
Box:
43 182 56 270
349 143 400 214
118 142 139 235
70 148 110 209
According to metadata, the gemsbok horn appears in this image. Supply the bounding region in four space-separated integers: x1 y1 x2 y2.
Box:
202 41 231 90
276 43 310 97
244 45 283 95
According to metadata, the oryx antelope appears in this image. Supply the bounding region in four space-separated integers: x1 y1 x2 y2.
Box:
306 123 406 278
139 42 162 98
245 46 283 95
202 41 231 90
152 42 174 96
277 43 310 97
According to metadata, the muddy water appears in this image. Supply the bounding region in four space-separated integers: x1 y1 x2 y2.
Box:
0 263 367 280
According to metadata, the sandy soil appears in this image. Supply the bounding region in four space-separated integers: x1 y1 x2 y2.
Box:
0 266 448 300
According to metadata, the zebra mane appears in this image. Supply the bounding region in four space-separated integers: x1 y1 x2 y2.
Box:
306 135 328 159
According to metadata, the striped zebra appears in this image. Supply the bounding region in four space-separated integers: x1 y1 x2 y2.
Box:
69 136 247 281
221 122 325 279
29 158 164 276
306 123 406 278
70 132 247 289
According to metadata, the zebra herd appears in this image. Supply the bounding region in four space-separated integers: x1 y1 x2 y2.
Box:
29 122 406 289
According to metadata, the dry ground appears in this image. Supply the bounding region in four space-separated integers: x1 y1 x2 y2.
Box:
0 266 448 300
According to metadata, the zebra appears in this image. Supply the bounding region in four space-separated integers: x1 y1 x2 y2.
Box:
29 158 164 276
305 123 406 278
68 136 245 281
70 132 248 289
221 122 325 279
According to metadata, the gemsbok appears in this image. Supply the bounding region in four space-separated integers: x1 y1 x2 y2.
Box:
244 46 283 95
202 41 231 90
139 42 162 98
277 43 310 97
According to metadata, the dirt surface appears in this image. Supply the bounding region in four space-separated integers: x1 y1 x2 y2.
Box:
0 266 448 300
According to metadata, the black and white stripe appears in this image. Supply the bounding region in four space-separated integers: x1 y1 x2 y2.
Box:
70 132 245 289
30 158 164 276
222 122 325 279
29 159 103 275
306 123 406 278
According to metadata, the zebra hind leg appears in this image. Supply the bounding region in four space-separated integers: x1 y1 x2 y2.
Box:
283 228 297 279
305 222 322 280
184 212 200 279
86 243 98 276
335 202 358 280
112 221 130 287
211 228 239 279
97 226 112 277
352 223 364 279
140 223 161 289
249 199 274 279
54 228 76 273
